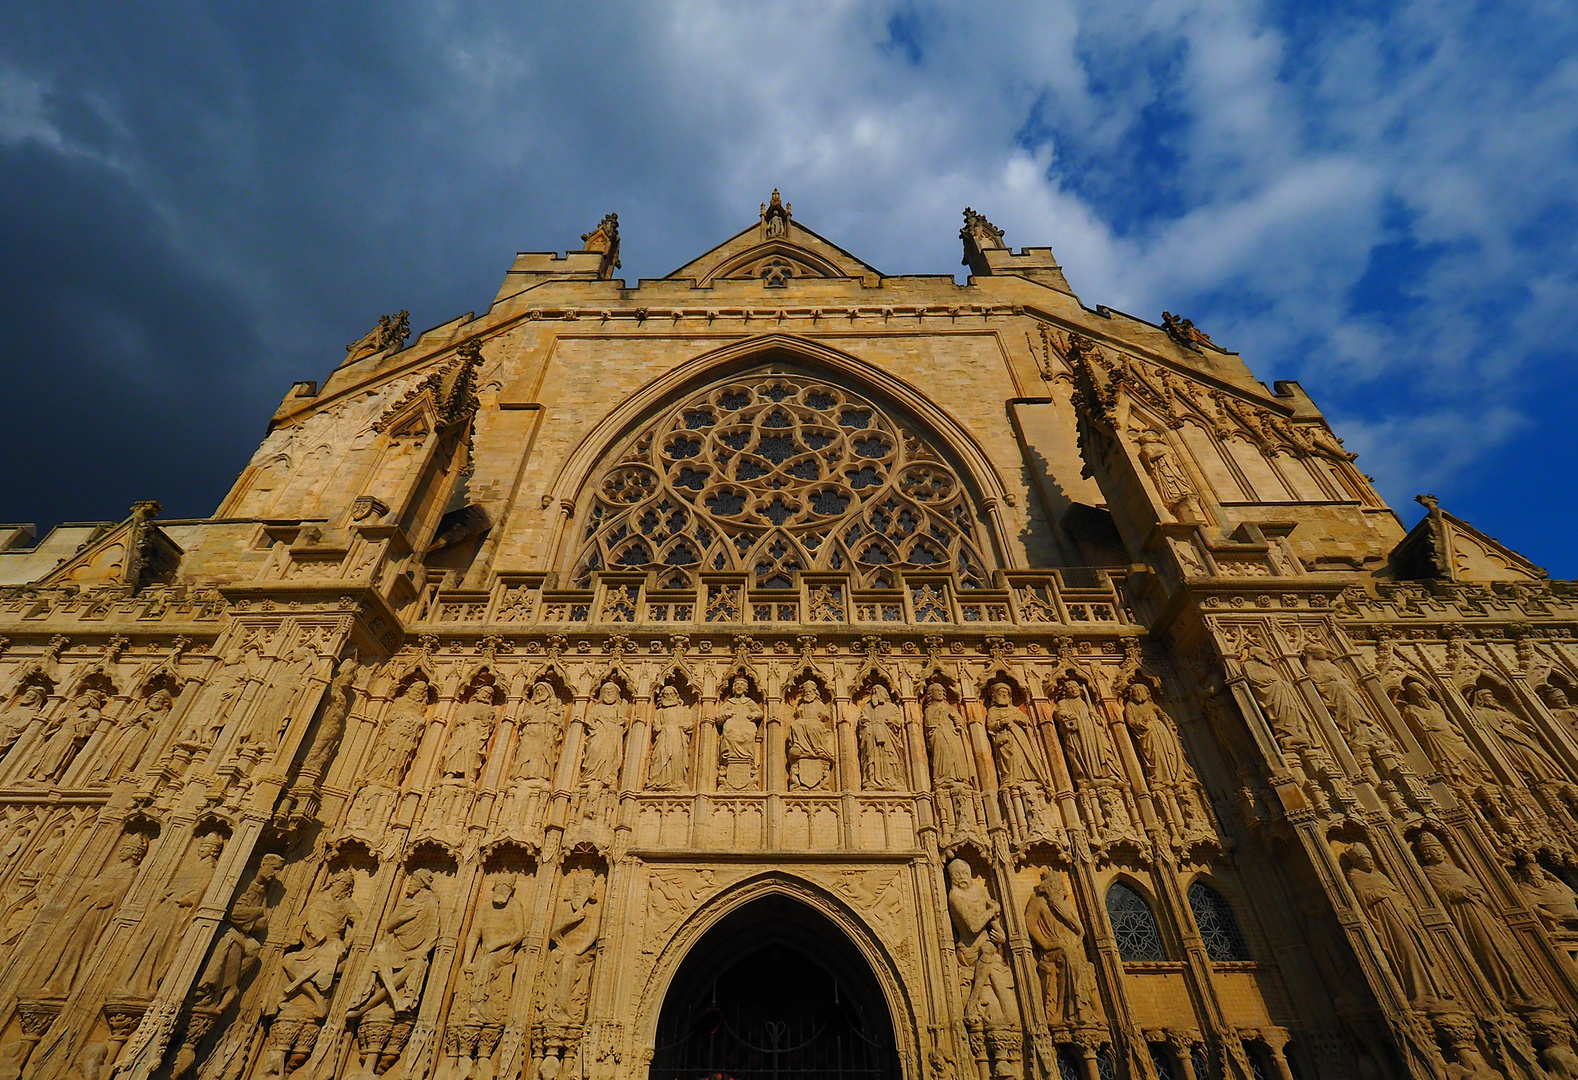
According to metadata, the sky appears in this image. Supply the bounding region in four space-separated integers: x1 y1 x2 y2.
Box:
2 2 1575 575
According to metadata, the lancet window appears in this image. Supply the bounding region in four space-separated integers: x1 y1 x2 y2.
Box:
1186 881 1250 961
1106 881 1167 962
572 371 992 589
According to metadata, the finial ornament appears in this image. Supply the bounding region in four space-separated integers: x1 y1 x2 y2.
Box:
581 212 621 276
1160 310 1221 352
344 310 410 363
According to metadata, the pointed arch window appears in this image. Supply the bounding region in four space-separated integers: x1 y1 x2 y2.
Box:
1187 881 1250 961
1106 881 1167 962
572 372 991 590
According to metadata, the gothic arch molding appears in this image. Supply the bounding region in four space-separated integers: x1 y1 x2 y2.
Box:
633 870 920 1080
698 242 849 286
547 334 1020 584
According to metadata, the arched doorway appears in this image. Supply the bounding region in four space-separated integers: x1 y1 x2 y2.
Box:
649 895 901 1080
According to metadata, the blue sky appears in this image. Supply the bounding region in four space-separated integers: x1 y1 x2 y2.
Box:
1 2 1575 574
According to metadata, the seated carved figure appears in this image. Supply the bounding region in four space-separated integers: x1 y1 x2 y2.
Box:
787 680 835 790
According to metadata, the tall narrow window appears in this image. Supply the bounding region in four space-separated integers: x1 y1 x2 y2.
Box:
1106 882 1166 962
1188 881 1250 961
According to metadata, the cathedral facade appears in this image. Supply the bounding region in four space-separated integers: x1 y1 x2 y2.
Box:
1 195 1576 1080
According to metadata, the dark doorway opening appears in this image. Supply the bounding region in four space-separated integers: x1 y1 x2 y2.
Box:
649 895 901 1080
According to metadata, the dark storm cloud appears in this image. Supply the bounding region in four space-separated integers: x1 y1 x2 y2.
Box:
2 3 1576 572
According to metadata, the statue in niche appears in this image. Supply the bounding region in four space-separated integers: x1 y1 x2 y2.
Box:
1542 686 1578 739
0 685 47 759
1394 678 1488 788
1415 832 1551 1007
175 659 250 749
1471 689 1567 787
544 868 601 1022
580 682 627 799
646 685 693 791
1122 683 1185 786
858 684 905 791
1050 679 1112 783
1024 869 1093 1026
1341 842 1449 1010
26 830 149 996
349 868 439 1019
194 853 285 1013
462 877 528 1023
511 682 560 783
1133 427 1202 522
924 683 972 786
300 655 359 777
1302 645 1388 750
362 679 431 786
945 859 1019 1028
1510 856 1578 932
25 687 104 784
1239 647 1315 747
241 645 316 755
715 676 764 791
787 680 835 791
443 686 499 783
89 688 170 785
121 832 224 997
266 869 360 1079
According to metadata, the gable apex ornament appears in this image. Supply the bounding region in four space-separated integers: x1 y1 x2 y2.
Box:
581 212 621 278
761 189 792 239
344 310 410 365
1160 311 1223 353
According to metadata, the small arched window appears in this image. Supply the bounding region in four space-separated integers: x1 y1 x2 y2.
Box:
1188 881 1250 961
1106 882 1167 962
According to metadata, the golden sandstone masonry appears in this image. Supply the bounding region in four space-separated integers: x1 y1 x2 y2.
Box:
0 193 1575 1080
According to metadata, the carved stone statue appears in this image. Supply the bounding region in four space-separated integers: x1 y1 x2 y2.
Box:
1342 843 1447 1010
787 680 835 790
1472 689 1566 786
1511 856 1578 932
923 683 972 786
511 682 560 783
1134 428 1201 521
1240 648 1314 747
858 684 905 791
242 645 316 755
580 682 627 788
266 868 359 1079
715 677 764 790
26 688 103 784
443 686 498 783
349 868 439 1018
1396 678 1487 787
0 685 46 759
1122 683 1185 786
301 655 359 776
362 680 430 786
26 830 149 996
544 869 601 1022
463 878 527 1024
1302 645 1384 749
1544 686 1578 740
945 859 1019 1028
1024 869 1093 1026
194 853 285 1012
647 685 693 791
1050 680 1110 784
1416 833 1550 1007
121 832 224 997
88 688 170 785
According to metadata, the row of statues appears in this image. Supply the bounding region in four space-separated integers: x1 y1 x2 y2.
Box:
0 684 174 788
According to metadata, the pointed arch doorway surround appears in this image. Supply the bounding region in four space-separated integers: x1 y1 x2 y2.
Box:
648 894 902 1080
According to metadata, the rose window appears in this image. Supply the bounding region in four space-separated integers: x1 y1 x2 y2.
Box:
573 373 991 589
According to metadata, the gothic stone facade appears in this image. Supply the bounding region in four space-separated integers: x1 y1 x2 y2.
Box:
1 197 1576 1080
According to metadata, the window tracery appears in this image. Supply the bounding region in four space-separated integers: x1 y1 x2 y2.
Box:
572 372 992 589
1106 882 1167 962
1186 881 1250 961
